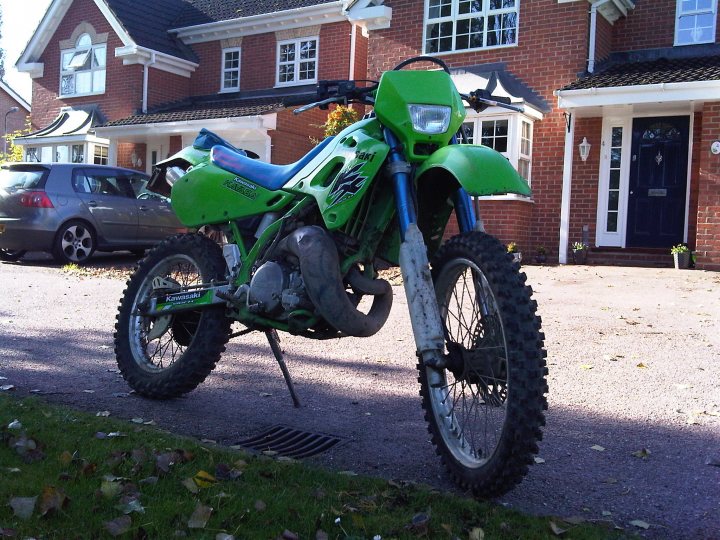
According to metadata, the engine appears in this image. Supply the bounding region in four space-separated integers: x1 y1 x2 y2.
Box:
248 260 313 317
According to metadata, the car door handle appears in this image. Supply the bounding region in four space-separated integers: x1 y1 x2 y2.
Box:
88 200 98 207
139 205 148 211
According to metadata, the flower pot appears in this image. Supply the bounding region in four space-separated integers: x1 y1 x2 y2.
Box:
512 252 522 264
572 249 588 264
673 252 690 269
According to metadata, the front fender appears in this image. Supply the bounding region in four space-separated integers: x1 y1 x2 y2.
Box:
415 144 531 197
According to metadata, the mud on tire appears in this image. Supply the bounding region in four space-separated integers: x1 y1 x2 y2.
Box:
419 231 548 498
114 233 231 399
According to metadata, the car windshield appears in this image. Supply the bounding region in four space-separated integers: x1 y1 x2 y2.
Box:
0 166 49 193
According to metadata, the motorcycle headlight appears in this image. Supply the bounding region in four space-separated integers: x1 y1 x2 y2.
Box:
408 104 452 135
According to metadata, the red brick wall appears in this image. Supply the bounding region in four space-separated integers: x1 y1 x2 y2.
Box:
695 103 720 270
477 199 534 255
318 22 353 80
271 108 326 164
0 92 30 136
147 68 191 109
169 136 183 155
369 0 591 261
688 112 703 248
568 117 603 248
116 142 146 171
31 0 143 126
613 0 720 51
595 14 613 64
242 34 277 91
190 41 221 96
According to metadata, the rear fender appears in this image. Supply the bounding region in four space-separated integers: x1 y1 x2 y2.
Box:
415 144 531 197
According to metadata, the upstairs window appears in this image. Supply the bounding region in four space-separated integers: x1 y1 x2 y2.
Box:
60 33 106 97
276 37 318 86
221 47 241 92
424 0 519 54
675 0 718 45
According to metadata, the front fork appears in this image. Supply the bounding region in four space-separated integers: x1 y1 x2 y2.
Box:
385 129 476 367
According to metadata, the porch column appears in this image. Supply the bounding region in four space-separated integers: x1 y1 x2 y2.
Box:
559 111 576 264
108 139 119 167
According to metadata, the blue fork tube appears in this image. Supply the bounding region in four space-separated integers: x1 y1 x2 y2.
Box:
448 134 478 233
384 128 416 241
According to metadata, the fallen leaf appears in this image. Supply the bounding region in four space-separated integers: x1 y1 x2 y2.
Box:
631 448 651 459
549 521 567 536
9 497 37 520
115 497 145 514
188 502 213 529
38 486 68 516
193 470 217 488
8 419 22 430
563 516 585 525
131 418 144 424
215 463 242 480
591 445 605 452
579 364 593 370
534 457 545 464
407 512 430 534
602 511 612 516
82 389 95 394
59 451 73 466
101 480 123 499
259 392 272 397
96 410 111 417
1 385 16 391
262 450 278 457
104 516 132 537
630 520 650 529
469 527 485 540
636 362 648 368
182 478 199 494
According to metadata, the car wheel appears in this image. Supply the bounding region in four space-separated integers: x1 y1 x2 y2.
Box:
52 220 96 264
0 249 27 262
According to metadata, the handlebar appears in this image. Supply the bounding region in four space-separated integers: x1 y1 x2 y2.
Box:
462 89 525 113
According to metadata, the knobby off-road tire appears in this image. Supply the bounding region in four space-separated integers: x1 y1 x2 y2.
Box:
419 231 548 498
114 233 231 399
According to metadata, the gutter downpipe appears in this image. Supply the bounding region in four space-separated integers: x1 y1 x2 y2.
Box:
559 111 575 264
349 22 357 80
142 52 157 114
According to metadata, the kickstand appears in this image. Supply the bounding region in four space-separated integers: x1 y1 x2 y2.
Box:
265 330 301 408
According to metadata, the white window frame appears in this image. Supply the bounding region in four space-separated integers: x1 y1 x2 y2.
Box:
220 47 241 92
675 0 718 45
423 0 520 55
276 37 319 87
59 33 106 98
463 111 534 186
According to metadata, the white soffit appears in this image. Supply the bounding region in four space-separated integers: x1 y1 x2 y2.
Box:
171 2 347 44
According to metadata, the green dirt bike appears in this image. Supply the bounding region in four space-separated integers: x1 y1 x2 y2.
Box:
114 56 548 497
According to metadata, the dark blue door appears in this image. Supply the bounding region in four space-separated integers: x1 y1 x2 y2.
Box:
626 116 689 248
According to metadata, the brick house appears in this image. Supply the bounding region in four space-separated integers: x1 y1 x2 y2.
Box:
0 80 32 153
13 0 389 167
367 0 720 270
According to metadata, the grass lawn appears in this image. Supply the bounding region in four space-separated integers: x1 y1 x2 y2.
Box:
0 395 622 539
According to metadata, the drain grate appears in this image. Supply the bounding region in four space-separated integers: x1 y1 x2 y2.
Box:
237 425 342 459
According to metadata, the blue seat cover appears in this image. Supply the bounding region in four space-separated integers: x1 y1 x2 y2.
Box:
211 136 334 191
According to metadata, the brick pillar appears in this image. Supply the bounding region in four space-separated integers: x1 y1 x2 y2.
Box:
695 102 720 271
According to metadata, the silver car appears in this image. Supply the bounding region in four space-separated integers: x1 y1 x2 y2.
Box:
0 163 186 264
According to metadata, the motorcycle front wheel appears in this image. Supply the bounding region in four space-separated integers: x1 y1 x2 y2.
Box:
420 231 548 498
114 233 231 399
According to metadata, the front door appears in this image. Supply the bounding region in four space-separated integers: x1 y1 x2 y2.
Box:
626 116 689 248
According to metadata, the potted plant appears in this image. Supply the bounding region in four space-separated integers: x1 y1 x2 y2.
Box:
571 241 589 264
671 244 690 269
535 245 547 264
507 242 522 264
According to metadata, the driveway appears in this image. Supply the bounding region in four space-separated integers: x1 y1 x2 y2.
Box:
0 255 718 538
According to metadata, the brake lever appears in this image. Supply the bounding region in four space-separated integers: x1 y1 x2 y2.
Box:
293 96 341 115
461 93 525 113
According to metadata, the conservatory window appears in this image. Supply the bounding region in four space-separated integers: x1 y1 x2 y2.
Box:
424 0 519 54
675 0 717 45
60 33 106 97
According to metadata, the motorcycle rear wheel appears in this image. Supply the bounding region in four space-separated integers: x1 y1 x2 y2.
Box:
114 233 231 399
420 231 547 497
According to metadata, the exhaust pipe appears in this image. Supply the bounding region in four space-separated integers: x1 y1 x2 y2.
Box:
278 226 392 337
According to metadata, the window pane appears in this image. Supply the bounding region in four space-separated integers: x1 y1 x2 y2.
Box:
428 0 452 18
518 158 530 181
608 190 619 211
299 61 315 80
76 34 92 48
56 146 69 163
93 46 106 68
610 148 622 168
300 40 316 59
280 43 295 62
92 70 105 93
61 75 75 95
72 145 84 163
607 212 618 232
611 127 623 147
609 169 620 190
279 64 294 83
462 121 475 143
62 51 74 70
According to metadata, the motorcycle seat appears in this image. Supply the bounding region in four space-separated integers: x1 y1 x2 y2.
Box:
210 136 334 191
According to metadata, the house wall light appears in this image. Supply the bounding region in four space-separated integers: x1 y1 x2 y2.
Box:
578 137 591 162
